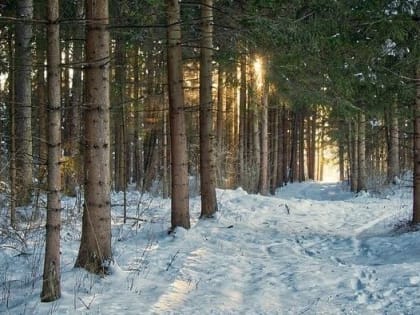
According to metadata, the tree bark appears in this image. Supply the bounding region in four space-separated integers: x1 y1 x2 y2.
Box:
41 0 61 302
349 119 358 192
216 64 225 186
289 112 298 182
387 100 400 184
65 0 83 197
298 111 305 182
8 33 16 226
270 106 279 193
413 64 420 224
113 35 127 192
75 0 112 274
15 0 33 206
199 0 218 217
133 45 145 191
357 112 367 192
166 0 190 229
276 105 284 187
239 55 247 187
258 67 269 195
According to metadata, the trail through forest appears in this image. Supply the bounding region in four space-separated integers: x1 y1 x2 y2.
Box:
1 181 420 314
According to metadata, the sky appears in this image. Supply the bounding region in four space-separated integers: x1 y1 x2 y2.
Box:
0 179 419 314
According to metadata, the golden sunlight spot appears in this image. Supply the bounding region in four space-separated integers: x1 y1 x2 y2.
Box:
0 73 7 90
151 248 208 312
321 145 340 183
253 56 264 89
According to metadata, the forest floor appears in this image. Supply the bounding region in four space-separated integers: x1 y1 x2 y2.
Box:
1 179 419 314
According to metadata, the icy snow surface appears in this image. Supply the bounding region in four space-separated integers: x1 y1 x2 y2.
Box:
1 181 420 314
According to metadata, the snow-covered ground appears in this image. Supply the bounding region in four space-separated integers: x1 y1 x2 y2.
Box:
1 181 419 314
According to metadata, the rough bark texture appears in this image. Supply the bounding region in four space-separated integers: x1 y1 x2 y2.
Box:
65 0 83 197
388 101 400 184
289 112 298 182
258 71 269 195
413 65 420 224
270 107 279 194
298 112 305 182
133 45 145 191
199 0 218 217
349 119 358 192
75 0 112 274
166 0 190 230
276 106 284 187
15 0 33 206
41 0 61 302
113 35 127 192
239 56 247 187
8 33 16 226
357 112 367 192
216 65 225 186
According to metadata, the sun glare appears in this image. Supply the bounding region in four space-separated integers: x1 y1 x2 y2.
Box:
0 73 7 90
321 145 340 183
253 56 264 89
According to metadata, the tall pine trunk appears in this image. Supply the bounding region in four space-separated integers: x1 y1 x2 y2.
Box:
298 112 305 182
349 119 359 192
258 68 269 195
357 112 367 192
65 0 83 197
413 64 420 224
75 0 112 274
41 0 61 302
15 0 33 206
199 0 218 217
8 33 16 226
113 35 127 192
239 55 247 187
166 0 190 229
289 112 298 182
216 64 225 186
387 100 400 184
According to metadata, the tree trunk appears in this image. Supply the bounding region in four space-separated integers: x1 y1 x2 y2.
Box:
15 0 33 206
298 111 305 182
162 109 169 198
216 64 225 186
276 105 284 187
166 0 190 230
75 0 112 274
282 105 289 184
65 0 83 197
289 112 298 182
199 0 218 217
357 112 367 192
239 55 247 188
413 64 420 224
225 70 237 188
258 69 269 195
113 35 127 192
270 106 279 194
307 110 317 180
387 100 400 184
349 119 358 192
8 33 16 226
41 0 61 302
35 31 47 179
133 45 144 191
338 140 345 182
317 121 325 181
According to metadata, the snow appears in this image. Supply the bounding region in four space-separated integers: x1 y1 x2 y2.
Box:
1 181 420 314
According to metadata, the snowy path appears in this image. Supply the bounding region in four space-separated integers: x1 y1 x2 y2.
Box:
135 182 418 314
3 181 420 314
